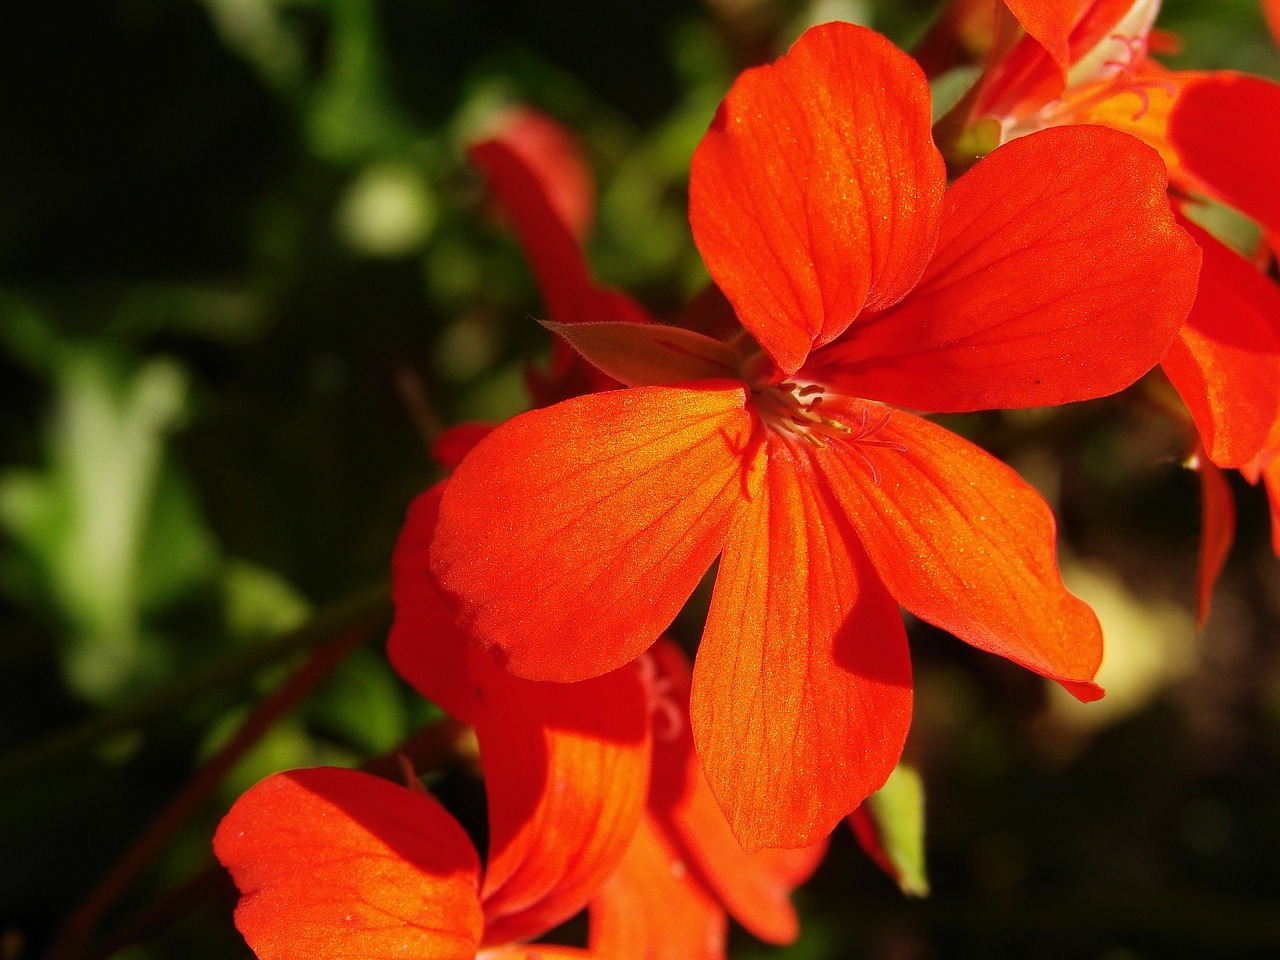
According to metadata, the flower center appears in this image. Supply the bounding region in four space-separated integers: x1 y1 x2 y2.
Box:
753 381 853 448
753 381 909 483
1003 33 1176 141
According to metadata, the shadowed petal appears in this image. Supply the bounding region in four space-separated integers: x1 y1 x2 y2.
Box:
470 129 652 329
390 487 653 946
810 126 1197 412
470 114 635 405
214 768 483 960
689 21 944 375
820 403 1104 698
1194 449 1235 629
588 815 728 960
433 384 755 682
644 639 825 944
1171 73 1280 237
976 0 1145 118
482 106 596 241
388 485 484 725
478 655 651 945
1161 222 1280 469
692 437 913 851
482 947 597 960
1265 457 1280 558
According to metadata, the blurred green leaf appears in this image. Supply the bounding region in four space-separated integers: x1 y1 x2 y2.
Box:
201 0 313 98
930 64 983 123
865 763 930 897
223 559 312 642
309 648 409 754
203 710 325 800
0 343 218 702
307 0 414 163
336 160 439 256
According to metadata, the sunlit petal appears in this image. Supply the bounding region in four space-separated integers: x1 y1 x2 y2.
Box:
588 815 727 960
478 656 651 945
692 437 913 850
811 126 1197 412
433 384 755 681
214 768 483 960
645 639 825 944
819 403 1104 698
1161 222 1280 469
689 21 943 374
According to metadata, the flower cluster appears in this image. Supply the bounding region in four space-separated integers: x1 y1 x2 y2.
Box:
214 3 1277 956
929 0 1280 622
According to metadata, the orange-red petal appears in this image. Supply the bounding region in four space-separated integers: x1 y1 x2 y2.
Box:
469 130 652 329
975 0 1140 119
483 106 596 241
820 403 1104 698
691 436 914 851
1266 0 1280 46
810 125 1197 413
1265 457 1280 558
644 639 825 944
1002 0 1089 71
1194 448 1235 629
1170 73 1280 237
482 948 598 960
1160 222 1280 469
477 655 651 945
214 768 484 960
432 384 755 682
688 21 944 375
1067 64 1199 186
388 485 484 725
390 485 653 945
588 815 728 960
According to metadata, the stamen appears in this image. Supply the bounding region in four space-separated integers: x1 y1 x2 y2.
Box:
1007 71 1175 139
753 383 906 484
635 652 684 743
1101 32 1149 80
754 381 855 449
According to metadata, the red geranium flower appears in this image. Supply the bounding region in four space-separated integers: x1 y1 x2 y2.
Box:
430 21 1199 849
940 0 1280 617
467 107 927 894
215 466 821 959
390 481 823 954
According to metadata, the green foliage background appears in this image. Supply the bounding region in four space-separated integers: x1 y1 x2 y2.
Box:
2 1 1279 958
